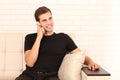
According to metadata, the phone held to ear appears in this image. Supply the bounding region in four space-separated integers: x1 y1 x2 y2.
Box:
36 22 45 34
37 22 42 27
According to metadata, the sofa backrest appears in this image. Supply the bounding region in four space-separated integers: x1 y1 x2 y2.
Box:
0 33 27 79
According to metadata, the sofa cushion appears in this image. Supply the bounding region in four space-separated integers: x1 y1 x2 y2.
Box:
58 51 85 80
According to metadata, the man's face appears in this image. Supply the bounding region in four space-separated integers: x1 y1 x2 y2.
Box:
39 12 54 33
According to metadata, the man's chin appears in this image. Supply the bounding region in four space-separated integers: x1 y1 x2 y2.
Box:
45 30 53 33
45 30 53 32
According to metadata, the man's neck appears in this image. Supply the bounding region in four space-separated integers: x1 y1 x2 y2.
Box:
44 31 54 36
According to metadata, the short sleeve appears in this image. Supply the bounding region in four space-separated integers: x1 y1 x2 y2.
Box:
24 34 33 52
65 34 77 52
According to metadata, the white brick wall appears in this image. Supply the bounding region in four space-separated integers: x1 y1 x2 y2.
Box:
0 0 118 80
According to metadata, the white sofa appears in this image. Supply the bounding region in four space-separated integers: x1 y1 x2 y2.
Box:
0 33 110 80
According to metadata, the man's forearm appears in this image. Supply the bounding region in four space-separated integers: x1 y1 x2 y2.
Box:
25 37 42 67
84 56 93 65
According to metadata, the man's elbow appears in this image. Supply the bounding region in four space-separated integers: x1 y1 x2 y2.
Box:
25 60 35 67
26 63 34 67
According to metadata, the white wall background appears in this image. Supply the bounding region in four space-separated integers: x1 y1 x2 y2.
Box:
0 0 120 80
111 0 120 80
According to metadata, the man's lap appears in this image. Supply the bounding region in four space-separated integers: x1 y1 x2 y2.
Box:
15 70 59 80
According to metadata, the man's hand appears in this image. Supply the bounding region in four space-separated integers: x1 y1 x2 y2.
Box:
84 56 99 71
37 23 45 39
88 61 99 71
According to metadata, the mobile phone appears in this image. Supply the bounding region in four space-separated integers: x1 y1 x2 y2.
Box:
37 22 42 27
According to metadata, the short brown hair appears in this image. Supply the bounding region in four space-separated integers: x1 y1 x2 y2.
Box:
34 6 52 21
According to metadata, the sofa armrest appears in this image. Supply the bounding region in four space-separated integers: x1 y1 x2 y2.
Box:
81 66 111 80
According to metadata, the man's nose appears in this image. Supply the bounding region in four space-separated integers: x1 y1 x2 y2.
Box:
47 20 51 24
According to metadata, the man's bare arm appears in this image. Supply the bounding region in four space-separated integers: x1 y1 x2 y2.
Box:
70 48 99 71
25 25 44 67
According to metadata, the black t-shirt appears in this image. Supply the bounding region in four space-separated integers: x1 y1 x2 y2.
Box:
24 32 77 72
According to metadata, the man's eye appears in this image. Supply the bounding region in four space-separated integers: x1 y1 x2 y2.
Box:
42 20 46 22
49 17 52 20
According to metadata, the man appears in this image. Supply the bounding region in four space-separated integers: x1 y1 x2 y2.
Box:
15 6 99 80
